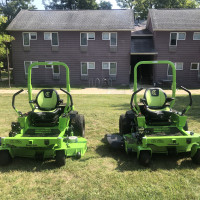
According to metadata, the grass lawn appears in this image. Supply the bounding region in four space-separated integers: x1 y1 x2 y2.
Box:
0 93 200 199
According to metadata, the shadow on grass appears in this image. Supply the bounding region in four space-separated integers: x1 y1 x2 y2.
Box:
0 157 63 172
95 134 200 172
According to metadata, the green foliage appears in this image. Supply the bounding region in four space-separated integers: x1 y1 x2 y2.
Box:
99 1 112 9
0 0 36 22
43 0 98 10
116 0 199 19
116 0 134 9
0 16 14 61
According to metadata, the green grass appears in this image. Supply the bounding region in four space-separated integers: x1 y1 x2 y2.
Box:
0 94 200 200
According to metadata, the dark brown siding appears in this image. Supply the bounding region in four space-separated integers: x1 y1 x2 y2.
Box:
11 31 131 86
153 31 200 88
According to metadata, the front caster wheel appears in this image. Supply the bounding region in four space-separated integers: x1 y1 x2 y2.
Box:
76 152 81 159
0 150 12 166
192 149 200 164
139 151 151 166
56 150 66 167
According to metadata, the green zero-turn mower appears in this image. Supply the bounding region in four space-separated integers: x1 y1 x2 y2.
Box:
107 60 200 166
0 62 87 166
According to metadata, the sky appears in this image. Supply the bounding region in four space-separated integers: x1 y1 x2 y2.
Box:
33 0 120 10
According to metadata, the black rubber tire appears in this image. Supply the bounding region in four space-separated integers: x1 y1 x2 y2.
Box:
55 150 66 167
119 114 131 135
139 151 151 166
0 150 12 166
76 152 81 159
183 121 188 131
71 114 85 137
192 149 200 164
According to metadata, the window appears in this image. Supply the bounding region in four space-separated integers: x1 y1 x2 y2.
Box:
24 61 38 75
110 33 117 46
23 32 37 46
193 32 200 40
102 62 109 69
81 62 88 75
45 61 58 68
88 62 95 69
102 32 117 46
88 33 95 40
178 32 186 40
176 63 183 70
170 33 177 46
102 62 117 75
102 32 110 40
81 33 87 46
44 32 59 46
110 63 117 75
53 65 60 75
190 63 199 70
81 62 95 75
80 32 95 46
167 62 183 76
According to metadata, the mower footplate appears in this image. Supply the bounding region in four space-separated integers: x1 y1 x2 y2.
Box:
106 134 124 149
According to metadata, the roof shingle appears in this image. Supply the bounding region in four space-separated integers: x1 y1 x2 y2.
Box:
7 9 134 31
149 9 200 31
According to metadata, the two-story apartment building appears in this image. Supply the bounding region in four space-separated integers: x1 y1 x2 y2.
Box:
7 9 134 86
145 9 200 88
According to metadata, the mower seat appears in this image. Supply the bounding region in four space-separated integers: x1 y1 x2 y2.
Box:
141 88 174 121
29 89 63 126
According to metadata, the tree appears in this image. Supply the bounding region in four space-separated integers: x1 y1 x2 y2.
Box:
116 0 199 19
116 0 134 9
99 1 112 9
0 16 14 86
0 0 36 23
43 0 98 10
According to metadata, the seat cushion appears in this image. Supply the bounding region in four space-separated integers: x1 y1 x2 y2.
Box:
29 108 62 127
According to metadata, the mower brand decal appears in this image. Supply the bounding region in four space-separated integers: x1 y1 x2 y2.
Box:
168 143 179 146
45 92 51 98
150 139 164 143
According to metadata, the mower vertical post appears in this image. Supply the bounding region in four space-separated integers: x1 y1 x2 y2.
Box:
133 60 176 112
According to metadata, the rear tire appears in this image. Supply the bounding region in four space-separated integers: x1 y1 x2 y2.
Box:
0 150 12 166
56 150 66 167
139 151 151 166
71 114 85 137
192 149 200 164
119 114 131 135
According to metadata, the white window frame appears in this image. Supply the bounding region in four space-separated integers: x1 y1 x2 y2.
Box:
178 32 186 40
102 62 117 75
44 32 51 40
110 32 117 46
102 62 110 69
169 32 178 46
81 62 88 76
23 32 37 46
81 62 95 75
51 32 59 46
193 32 200 40
44 32 59 46
190 63 199 70
109 62 117 75
175 62 183 70
87 32 95 40
102 32 110 40
80 32 88 46
24 61 38 75
53 65 60 75
167 62 183 76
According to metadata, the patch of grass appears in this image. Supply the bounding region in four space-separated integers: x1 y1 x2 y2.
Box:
0 94 200 199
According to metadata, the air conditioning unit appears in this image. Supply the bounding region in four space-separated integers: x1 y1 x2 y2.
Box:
53 74 60 80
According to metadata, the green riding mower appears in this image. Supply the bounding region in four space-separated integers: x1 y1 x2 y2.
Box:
0 62 87 166
107 60 200 166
